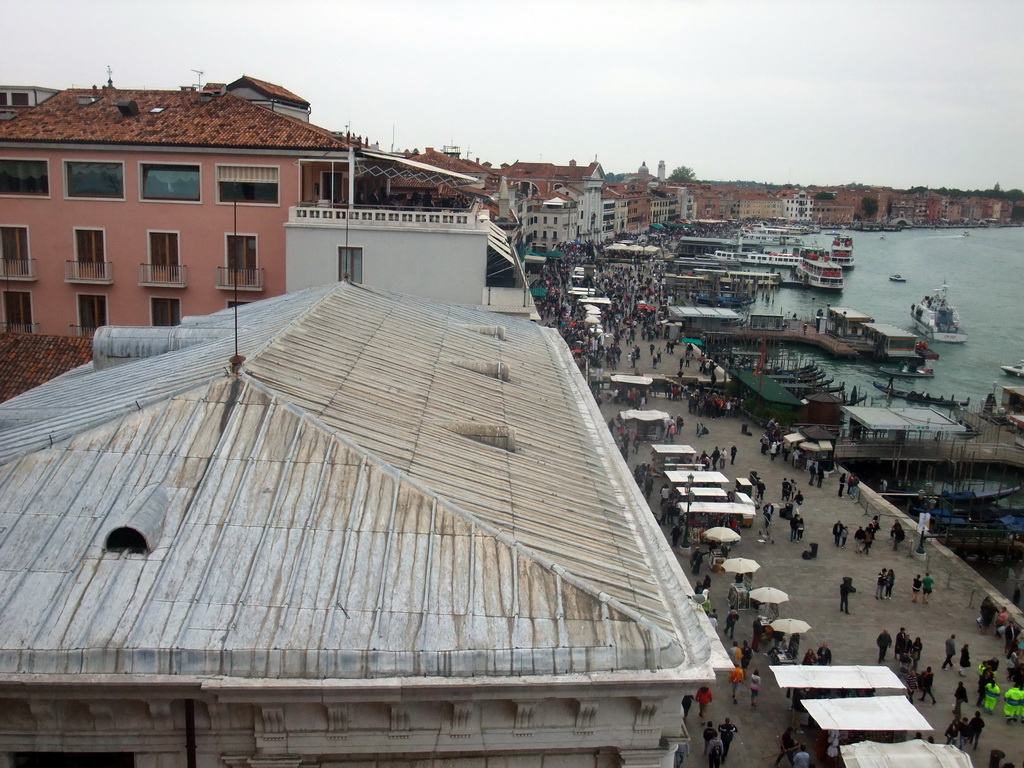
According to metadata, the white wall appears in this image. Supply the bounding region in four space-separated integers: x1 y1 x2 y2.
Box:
286 224 489 305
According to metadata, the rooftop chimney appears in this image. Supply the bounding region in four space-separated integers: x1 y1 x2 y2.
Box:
116 100 139 117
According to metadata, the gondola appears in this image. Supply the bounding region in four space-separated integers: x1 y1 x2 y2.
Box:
878 363 935 378
872 381 969 407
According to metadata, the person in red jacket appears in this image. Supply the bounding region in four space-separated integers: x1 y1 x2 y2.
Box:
696 685 713 718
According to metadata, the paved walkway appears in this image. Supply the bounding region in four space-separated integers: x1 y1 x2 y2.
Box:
597 351 1022 766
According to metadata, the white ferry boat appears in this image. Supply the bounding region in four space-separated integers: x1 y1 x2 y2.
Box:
712 249 801 269
794 250 843 290
911 285 967 343
734 224 805 248
829 234 855 267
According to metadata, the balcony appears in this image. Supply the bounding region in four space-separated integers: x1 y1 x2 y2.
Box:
1 321 37 334
289 203 482 231
65 260 113 284
216 266 265 292
139 263 188 288
68 325 100 338
0 258 37 281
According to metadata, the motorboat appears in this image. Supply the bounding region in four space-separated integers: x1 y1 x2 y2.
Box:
873 381 969 407
793 249 843 290
888 274 906 282
1000 360 1024 378
911 284 967 343
879 363 934 378
915 341 940 360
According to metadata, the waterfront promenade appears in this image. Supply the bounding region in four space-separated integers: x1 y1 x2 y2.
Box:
597 364 1023 766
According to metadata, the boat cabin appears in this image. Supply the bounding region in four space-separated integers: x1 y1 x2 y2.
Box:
827 306 875 340
748 312 787 331
862 322 918 360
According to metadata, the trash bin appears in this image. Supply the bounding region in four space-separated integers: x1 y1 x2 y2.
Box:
989 749 1005 768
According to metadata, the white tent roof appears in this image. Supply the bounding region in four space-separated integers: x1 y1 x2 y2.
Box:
842 406 967 433
665 470 729 486
620 409 670 422
580 297 612 305
687 502 755 518
651 444 697 456
611 375 654 386
841 740 971 768
803 696 933 731
770 665 905 690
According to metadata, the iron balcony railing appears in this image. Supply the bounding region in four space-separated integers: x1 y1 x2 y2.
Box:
139 263 188 287
65 260 113 283
215 266 265 291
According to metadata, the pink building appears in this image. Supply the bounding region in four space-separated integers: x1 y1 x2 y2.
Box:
0 82 349 335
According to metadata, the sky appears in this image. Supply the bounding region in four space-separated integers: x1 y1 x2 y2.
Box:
7 0 1023 191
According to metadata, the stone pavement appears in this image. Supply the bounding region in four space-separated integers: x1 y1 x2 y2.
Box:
596 357 1022 767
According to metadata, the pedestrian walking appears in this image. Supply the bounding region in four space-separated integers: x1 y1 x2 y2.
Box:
730 445 737 465
837 472 846 498
912 574 922 602
876 628 892 662
750 668 760 707
919 666 937 704
953 681 968 718
704 730 724 768
717 718 737 761
958 643 970 676
922 571 934 604
885 569 895 598
839 578 854 614
774 727 796 767
729 665 744 704
696 685 713 718
875 570 887 600
941 634 957 669
968 711 985 750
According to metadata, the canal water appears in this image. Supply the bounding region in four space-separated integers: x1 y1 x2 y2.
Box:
744 226 1024 406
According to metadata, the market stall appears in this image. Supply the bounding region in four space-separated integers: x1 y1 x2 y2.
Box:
840 739 971 768
618 409 671 441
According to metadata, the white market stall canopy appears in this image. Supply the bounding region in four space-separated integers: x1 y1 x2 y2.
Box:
611 375 654 386
687 502 756 517
665 470 729 486
579 297 612 305
841 740 971 768
801 440 834 452
841 406 967 434
651 444 697 457
802 696 933 732
782 432 805 446
770 665 905 690
619 409 670 422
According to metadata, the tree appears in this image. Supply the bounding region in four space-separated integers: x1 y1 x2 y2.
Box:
814 191 836 200
861 197 879 219
668 165 697 183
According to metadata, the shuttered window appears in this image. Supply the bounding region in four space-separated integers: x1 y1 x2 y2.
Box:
217 165 279 204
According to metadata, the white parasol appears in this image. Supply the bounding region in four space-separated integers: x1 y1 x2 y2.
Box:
721 557 760 574
703 527 741 543
769 618 811 634
748 586 790 604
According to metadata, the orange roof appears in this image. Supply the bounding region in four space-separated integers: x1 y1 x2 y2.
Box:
408 148 490 176
0 88 345 151
0 334 93 403
228 75 310 107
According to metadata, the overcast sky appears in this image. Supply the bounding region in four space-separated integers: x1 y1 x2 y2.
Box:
8 0 1022 190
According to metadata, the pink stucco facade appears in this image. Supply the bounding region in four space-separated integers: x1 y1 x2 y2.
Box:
0 146 307 334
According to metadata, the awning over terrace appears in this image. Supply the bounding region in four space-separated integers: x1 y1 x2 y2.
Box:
841 406 967 434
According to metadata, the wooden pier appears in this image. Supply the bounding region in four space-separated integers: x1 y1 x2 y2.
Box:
722 320 860 359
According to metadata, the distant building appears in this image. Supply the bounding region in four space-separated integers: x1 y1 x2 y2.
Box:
0 282 722 768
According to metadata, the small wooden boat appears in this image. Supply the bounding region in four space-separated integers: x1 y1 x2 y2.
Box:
879 363 934 378
888 274 906 282
873 381 969 407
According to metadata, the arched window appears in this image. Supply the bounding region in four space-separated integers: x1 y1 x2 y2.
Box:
105 527 149 553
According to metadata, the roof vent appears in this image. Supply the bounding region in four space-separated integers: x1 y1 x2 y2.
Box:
457 324 506 340
452 360 511 382
116 99 139 117
0 111 15 121
77 95 99 107
100 484 168 554
437 421 517 452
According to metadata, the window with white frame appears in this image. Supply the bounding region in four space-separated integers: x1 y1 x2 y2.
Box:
0 159 48 195
66 161 124 198
338 246 363 282
141 163 200 201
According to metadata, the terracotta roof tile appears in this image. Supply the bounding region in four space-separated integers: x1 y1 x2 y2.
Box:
408 149 490 176
0 88 345 151
227 75 309 107
0 334 93 403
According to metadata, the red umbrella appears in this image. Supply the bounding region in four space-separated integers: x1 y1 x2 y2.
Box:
637 302 656 311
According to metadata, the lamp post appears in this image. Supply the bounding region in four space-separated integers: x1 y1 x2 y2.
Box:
915 482 934 555
681 472 695 550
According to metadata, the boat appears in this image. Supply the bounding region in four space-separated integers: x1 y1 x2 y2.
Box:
1000 360 1024 378
879 363 935 378
941 486 1022 503
911 284 967 343
712 249 801 269
962 231 971 237
793 249 843 290
915 341 940 360
872 381 969 407
829 235 855 267
888 274 906 282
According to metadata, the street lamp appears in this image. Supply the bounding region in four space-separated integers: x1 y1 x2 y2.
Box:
916 482 934 555
681 472 695 549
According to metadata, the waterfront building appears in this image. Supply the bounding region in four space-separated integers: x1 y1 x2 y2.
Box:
0 282 722 768
499 160 604 245
862 322 918 360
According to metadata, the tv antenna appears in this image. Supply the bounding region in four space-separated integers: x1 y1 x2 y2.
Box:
191 69 204 90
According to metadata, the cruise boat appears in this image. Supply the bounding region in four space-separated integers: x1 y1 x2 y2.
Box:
794 250 843 290
734 224 805 248
911 284 967 343
829 235 855 267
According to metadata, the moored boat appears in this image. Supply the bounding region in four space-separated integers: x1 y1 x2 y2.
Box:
829 235 855 267
879 363 934 378
888 274 906 282
1000 360 1024 378
911 284 967 343
873 381 969 407
915 341 939 360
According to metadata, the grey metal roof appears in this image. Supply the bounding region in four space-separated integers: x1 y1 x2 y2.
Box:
0 283 718 681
